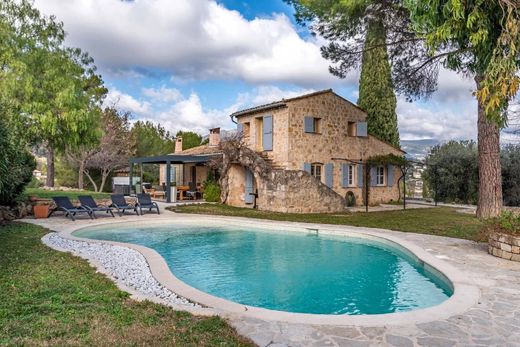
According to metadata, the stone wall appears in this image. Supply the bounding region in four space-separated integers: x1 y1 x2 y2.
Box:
256 170 346 213
236 106 290 167
226 164 248 207
489 232 520 262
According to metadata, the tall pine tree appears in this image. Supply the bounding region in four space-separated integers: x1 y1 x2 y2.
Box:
357 19 399 147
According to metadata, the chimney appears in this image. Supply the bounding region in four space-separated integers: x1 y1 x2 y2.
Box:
209 128 221 147
175 137 183 153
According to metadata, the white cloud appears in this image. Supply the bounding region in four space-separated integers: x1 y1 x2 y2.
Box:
104 88 150 115
240 85 317 105
142 86 182 103
397 98 477 141
33 0 341 86
103 85 324 135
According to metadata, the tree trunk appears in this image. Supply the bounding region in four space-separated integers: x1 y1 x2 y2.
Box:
476 77 503 219
46 145 55 187
84 170 98 192
78 159 85 190
98 170 108 193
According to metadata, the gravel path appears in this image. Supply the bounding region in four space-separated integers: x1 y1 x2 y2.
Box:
42 232 200 309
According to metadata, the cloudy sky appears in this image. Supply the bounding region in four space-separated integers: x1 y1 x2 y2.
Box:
33 0 479 141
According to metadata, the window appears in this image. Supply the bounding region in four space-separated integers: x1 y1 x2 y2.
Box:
311 164 323 181
304 116 321 134
347 122 356 136
376 166 385 186
348 165 354 186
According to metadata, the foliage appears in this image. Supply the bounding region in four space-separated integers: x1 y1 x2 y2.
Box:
366 154 407 166
55 154 80 188
0 0 107 188
405 0 520 122
424 142 520 206
170 204 483 242
26 177 42 189
423 141 479 204
358 19 400 147
84 108 134 192
501 145 520 206
0 223 254 346
203 180 221 203
131 121 175 157
0 119 36 205
287 0 436 99
482 211 520 236
176 131 203 151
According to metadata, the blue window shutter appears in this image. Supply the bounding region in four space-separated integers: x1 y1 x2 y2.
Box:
303 162 311 174
263 115 273 151
244 168 254 204
304 116 314 133
357 122 368 137
341 163 349 188
237 122 243 134
325 163 333 188
387 165 394 187
357 164 364 187
370 167 378 186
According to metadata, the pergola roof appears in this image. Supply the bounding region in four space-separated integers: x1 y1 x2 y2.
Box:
129 154 219 165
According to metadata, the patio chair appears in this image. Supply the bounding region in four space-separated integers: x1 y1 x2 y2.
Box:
51 196 93 221
110 194 139 216
136 193 160 215
151 185 166 199
78 195 115 218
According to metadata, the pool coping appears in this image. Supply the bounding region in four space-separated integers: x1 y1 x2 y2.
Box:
48 214 480 327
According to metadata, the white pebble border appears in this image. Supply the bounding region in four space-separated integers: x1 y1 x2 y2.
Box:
42 232 201 309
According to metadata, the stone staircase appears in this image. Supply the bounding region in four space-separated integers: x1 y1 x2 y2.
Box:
259 152 286 170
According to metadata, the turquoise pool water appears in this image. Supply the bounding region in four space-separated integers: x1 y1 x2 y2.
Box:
75 223 452 315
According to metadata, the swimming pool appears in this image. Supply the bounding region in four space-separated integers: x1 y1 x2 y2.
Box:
74 222 453 315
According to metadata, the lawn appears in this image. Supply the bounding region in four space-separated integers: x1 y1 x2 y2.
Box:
170 204 484 241
0 222 253 346
24 187 110 200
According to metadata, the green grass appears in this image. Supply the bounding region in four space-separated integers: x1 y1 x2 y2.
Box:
0 222 253 346
170 204 484 241
24 187 110 200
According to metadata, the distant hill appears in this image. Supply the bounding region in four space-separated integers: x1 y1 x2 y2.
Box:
401 139 439 161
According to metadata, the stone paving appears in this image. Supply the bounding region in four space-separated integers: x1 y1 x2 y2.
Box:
25 209 520 347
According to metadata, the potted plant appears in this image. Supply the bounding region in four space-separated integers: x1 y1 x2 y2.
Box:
170 182 177 203
33 201 51 219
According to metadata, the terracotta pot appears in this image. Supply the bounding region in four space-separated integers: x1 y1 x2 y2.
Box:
33 204 50 219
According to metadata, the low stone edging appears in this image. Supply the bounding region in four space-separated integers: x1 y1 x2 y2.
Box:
488 232 520 261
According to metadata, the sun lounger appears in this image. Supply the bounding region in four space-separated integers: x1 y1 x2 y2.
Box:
78 195 115 218
51 196 93 221
136 193 160 215
110 194 139 216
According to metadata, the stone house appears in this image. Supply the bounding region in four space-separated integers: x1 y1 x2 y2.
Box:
153 89 404 211
226 89 405 213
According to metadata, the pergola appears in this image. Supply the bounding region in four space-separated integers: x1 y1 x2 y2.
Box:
129 154 217 202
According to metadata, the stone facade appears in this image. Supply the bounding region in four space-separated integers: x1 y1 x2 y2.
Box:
226 164 347 213
230 89 404 210
489 232 520 262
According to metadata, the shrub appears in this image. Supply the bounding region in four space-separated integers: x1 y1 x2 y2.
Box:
482 211 520 237
0 121 36 205
203 181 221 202
27 177 42 188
